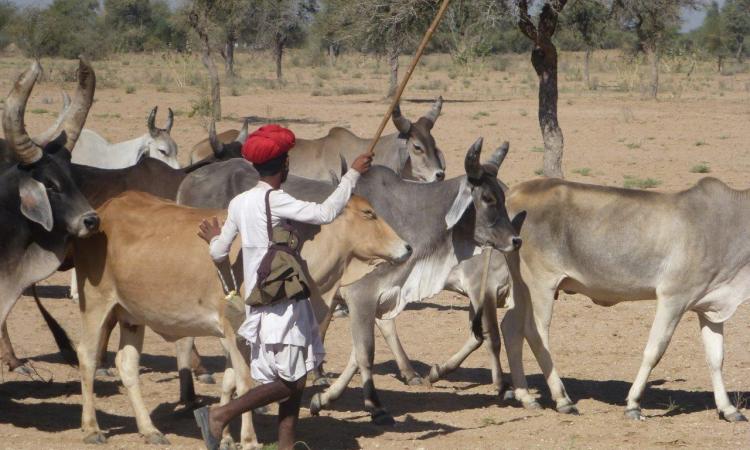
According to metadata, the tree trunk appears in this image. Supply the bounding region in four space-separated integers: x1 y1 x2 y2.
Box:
531 42 564 178
387 46 399 98
223 36 236 78
736 36 744 63
584 47 592 90
328 44 338 66
648 46 659 99
718 55 723 74
274 36 284 83
201 49 221 121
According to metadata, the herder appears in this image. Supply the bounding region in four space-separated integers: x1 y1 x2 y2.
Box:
193 124 372 450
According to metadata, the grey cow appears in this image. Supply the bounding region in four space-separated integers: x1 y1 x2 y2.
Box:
502 177 749 422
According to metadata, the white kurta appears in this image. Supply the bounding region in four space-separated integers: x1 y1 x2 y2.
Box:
209 169 360 382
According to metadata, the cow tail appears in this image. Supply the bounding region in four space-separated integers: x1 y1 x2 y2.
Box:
32 285 79 367
471 305 484 341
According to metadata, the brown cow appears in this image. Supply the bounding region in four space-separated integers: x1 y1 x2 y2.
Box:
73 191 410 446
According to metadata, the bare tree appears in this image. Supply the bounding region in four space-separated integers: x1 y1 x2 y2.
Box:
254 0 316 83
516 0 568 179
614 0 698 99
563 0 610 89
189 1 221 121
723 0 750 63
215 1 259 78
440 0 507 66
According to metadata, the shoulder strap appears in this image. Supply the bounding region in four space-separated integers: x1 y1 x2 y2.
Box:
265 188 276 241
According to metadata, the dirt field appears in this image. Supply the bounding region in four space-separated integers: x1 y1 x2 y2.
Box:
1 50 749 449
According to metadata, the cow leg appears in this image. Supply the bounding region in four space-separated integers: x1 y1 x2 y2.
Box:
311 297 337 386
375 318 423 385
175 337 197 406
481 290 507 395
523 280 576 414
115 322 169 444
500 254 540 408
349 298 394 425
0 321 26 373
624 299 684 420
78 302 115 444
191 340 216 384
428 301 484 383
219 323 260 450
310 350 358 415
95 312 118 378
70 271 78 301
698 314 746 422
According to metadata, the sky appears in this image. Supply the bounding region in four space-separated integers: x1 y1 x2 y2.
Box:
9 0 715 33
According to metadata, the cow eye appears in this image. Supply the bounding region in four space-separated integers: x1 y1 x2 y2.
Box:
412 143 423 153
362 209 376 219
481 193 494 203
45 183 59 193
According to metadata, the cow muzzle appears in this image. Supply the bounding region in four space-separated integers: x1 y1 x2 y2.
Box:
389 243 413 264
76 212 100 237
494 236 522 253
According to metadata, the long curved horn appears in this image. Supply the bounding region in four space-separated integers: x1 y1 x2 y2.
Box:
165 107 174 134
391 102 412 135
208 117 225 157
464 137 484 183
485 141 509 177
339 154 348 178
32 91 71 146
235 118 249 143
423 95 443 128
58 57 96 151
147 106 158 137
3 60 43 164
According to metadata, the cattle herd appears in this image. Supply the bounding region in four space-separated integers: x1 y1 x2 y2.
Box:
0 58 747 448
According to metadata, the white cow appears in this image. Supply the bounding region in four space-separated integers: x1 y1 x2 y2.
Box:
72 106 178 169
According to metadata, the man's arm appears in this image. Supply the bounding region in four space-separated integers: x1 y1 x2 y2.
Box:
198 209 239 262
273 169 360 225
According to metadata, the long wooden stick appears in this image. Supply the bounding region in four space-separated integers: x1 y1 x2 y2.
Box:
366 0 452 156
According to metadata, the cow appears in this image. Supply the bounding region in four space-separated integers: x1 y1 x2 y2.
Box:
1 92 70 165
188 118 249 164
0 58 98 373
305 139 524 424
72 189 411 446
501 177 749 422
72 106 180 169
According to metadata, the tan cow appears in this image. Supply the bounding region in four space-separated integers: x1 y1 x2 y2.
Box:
73 191 410 447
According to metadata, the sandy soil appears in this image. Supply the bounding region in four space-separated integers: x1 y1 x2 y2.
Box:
1 50 749 449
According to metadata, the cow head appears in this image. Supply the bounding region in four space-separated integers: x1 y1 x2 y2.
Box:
145 106 179 168
4 59 99 238
208 117 249 160
341 195 412 264
391 96 446 182
445 138 523 253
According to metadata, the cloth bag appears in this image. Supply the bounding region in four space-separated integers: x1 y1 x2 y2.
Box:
246 189 311 306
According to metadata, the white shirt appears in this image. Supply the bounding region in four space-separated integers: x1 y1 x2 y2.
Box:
209 169 360 345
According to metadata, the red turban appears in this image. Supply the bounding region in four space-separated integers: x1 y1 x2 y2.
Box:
241 124 296 164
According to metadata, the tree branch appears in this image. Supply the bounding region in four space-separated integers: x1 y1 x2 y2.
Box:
516 0 538 41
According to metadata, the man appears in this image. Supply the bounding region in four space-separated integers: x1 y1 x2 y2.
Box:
193 124 372 450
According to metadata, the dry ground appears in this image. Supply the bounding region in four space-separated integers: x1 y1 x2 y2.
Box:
1 50 749 449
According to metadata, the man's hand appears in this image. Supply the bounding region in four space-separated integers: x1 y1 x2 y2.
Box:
198 216 222 244
352 152 373 174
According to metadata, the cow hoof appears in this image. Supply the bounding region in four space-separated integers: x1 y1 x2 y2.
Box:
522 399 542 410
721 411 748 423
427 364 441 383
83 431 107 444
624 408 644 421
95 368 116 378
502 389 516 402
12 364 33 376
219 436 235 450
309 393 323 416
196 373 216 385
557 403 579 415
144 431 170 445
253 405 271 415
313 376 331 387
498 381 512 398
371 409 395 426
405 375 426 386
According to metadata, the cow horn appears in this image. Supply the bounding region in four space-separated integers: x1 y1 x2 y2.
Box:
339 154 348 178
3 60 43 164
147 106 158 137
235 118 249 143
391 102 411 135
465 137 484 183
209 118 225 157
423 96 443 128
485 141 509 176
165 107 174 134
58 57 96 151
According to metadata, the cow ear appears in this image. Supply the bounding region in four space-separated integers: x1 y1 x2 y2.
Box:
445 178 473 230
437 148 446 170
511 210 527 234
19 176 53 231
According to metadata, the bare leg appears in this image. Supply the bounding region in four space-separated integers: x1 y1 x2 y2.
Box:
624 299 684 420
277 377 306 450
698 314 746 422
